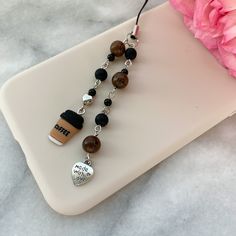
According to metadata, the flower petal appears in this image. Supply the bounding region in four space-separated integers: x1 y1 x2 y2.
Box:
170 0 195 18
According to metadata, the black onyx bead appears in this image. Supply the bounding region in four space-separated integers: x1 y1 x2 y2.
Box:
107 53 115 61
104 98 112 106
95 113 109 127
88 88 96 97
125 48 137 60
121 68 128 75
95 68 108 81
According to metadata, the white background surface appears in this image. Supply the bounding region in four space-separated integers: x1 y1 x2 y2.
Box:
1 0 236 235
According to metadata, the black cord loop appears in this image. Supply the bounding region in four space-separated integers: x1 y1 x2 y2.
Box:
136 0 149 25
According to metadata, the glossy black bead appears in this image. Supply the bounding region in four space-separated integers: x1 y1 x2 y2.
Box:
104 98 112 106
125 48 137 60
107 53 115 61
95 113 109 127
95 68 108 81
88 88 96 97
121 68 128 75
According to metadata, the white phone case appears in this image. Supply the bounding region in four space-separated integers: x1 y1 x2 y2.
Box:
1 3 236 215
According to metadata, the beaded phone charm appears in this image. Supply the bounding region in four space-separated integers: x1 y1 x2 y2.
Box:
48 0 149 146
71 0 149 186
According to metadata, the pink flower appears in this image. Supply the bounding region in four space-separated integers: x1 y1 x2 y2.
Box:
170 0 236 77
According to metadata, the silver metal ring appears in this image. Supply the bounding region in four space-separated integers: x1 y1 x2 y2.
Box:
101 59 110 69
124 59 132 68
77 106 86 115
108 87 117 99
94 125 102 136
123 32 139 48
94 79 101 89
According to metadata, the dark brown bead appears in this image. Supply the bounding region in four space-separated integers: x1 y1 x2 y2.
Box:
112 72 129 89
110 40 125 57
82 135 101 153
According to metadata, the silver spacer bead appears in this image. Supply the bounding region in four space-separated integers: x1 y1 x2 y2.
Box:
82 94 93 105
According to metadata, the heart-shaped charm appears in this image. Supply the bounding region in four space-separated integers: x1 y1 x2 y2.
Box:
71 161 94 186
82 94 93 105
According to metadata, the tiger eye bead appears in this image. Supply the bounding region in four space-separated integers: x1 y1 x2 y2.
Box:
110 40 125 57
82 135 101 153
112 72 129 89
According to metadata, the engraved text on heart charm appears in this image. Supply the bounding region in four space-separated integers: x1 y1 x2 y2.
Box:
71 161 94 186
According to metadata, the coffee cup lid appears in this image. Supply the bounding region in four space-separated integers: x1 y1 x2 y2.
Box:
60 110 84 129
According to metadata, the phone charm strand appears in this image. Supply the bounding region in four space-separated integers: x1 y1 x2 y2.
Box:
49 0 148 146
72 31 140 186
